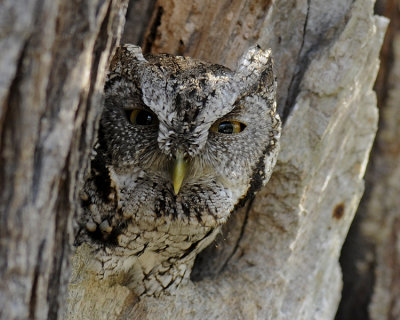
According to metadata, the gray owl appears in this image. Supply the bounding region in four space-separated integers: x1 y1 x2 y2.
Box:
77 44 281 297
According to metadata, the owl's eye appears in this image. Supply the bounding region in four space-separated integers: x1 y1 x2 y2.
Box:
128 109 158 126
210 120 246 134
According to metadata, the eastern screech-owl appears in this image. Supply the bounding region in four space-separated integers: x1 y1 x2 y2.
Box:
77 44 281 296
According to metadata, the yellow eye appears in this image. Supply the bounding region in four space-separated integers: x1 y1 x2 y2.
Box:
128 109 157 126
210 120 246 134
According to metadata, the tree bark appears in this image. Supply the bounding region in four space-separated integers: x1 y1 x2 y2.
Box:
0 1 128 319
337 0 400 319
0 0 389 319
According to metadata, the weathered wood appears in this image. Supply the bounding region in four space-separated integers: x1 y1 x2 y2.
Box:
122 0 157 45
337 0 400 318
0 1 128 319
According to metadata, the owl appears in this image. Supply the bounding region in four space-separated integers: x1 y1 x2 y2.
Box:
77 44 281 297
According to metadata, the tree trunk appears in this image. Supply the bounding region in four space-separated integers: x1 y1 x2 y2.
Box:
0 0 389 319
0 1 128 319
337 0 400 319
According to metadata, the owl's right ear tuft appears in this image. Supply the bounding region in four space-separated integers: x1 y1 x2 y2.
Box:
235 45 276 99
236 46 272 78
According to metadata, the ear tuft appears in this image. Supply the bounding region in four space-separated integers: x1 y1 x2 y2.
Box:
235 45 275 98
119 44 147 62
108 45 147 81
236 46 271 72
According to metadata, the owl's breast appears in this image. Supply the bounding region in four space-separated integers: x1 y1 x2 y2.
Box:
85 212 219 296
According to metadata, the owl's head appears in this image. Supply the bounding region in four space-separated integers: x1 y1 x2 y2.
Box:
99 45 280 227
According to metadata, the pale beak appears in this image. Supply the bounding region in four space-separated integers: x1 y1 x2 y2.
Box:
171 151 188 195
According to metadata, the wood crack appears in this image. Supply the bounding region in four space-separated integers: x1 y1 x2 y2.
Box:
282 0 311 122
218 198 253 274
29 240 45 320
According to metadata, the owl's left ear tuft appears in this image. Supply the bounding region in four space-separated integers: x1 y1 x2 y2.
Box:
107 44 148 80
235 45 276 98
118 44 147 62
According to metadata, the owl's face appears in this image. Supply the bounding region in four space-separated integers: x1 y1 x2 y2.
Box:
99 45 280 227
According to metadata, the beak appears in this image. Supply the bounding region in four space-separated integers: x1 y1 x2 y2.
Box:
171 151 188 195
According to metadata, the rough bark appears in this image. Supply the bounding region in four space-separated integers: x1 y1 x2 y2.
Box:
0 0 389 319
0 1 128 319
121 0 157 45
337 0 400 319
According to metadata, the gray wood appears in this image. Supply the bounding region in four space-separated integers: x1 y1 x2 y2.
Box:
0 1 129 319
338 1 400 317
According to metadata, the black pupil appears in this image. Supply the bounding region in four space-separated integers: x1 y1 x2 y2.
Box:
218 121 234 134
136 111 154 125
